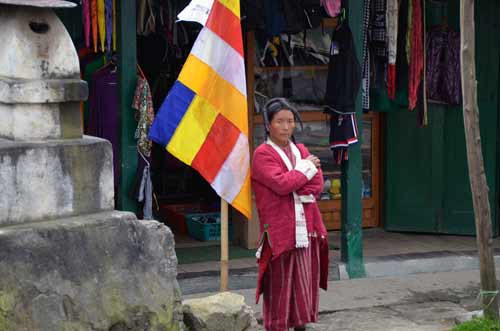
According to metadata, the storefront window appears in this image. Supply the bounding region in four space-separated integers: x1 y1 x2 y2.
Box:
253 25 333 113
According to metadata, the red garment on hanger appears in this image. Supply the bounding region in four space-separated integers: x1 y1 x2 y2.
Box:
91 0 98 52
83 0 90 48
408 0 423 110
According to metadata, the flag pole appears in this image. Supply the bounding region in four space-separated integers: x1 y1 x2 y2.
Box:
220 198 229 291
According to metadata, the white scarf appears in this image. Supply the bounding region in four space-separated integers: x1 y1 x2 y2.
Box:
267 139 317 248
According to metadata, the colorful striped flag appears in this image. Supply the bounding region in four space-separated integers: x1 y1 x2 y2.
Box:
149 0 251 219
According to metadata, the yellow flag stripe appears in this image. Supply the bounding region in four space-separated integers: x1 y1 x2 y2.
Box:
217 0 240 18
166 95 219 165
178 54 248 136
231 173 251 219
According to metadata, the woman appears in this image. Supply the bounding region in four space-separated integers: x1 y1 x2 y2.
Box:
252 98 329 331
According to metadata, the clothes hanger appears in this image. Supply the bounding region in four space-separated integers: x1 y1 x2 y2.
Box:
136 63 146 79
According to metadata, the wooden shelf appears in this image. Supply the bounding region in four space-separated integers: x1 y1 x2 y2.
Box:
255 65 329 73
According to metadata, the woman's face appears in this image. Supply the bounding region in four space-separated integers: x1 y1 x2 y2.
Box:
268 109 296 147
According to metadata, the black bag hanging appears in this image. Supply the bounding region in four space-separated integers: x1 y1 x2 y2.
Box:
301 0 324 29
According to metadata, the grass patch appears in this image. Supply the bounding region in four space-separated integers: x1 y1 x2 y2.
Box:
453 318 500 331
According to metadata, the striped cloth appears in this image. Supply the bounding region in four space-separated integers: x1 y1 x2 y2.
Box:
262 237 322 331
149 0 251 219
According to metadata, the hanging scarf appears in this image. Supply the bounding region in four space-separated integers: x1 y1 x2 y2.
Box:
406 0 413 64
113 0 117 51
386 0 399 99
409 0 423 110
105 0 113 51
91 0 98 52
83 0 90 48
267 139 312 249
98 0 106 51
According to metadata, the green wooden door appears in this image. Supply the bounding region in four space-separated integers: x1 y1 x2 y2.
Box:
385 0 500 236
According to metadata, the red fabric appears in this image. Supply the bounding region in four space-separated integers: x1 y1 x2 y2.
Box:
409 0 423 110
256 236 329 305
251 143 328 259
191 114 240 182
260 237 325 331
387 64 396 100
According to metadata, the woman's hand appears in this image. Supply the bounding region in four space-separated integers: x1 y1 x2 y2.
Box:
306 154 321 168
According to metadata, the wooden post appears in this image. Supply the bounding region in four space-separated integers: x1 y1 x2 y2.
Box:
460 0 499 320
220 199 229 292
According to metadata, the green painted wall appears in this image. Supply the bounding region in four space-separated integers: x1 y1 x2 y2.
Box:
384 0 500 235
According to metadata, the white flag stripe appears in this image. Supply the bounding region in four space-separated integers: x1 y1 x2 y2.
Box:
211 133 250 202
191 27 247 97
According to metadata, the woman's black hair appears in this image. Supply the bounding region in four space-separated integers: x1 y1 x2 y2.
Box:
262 98 303 140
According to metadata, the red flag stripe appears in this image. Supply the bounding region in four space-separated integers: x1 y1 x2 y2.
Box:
206 0 244 56
191 114 241 183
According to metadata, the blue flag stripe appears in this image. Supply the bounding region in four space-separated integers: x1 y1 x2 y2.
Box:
148 81 196 147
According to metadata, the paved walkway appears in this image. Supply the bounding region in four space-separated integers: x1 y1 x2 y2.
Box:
177 228 500 274
179 229 500 330
186 268 490 331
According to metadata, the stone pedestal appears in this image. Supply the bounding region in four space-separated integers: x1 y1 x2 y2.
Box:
0 2 182 330
0 211 183 331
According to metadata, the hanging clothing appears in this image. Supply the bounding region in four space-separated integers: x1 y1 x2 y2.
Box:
361 0 371 111
406 0 413 64
329 113 359 164
263 0 285 38
112 0 117 51
132 76 155 158
105 0 113 51
426 27 462 105
87 65 120 188
324 22 361 114
386 0 399 99
138 154 153 220
98 0 106 51
83 0 90 48
369 0 387 94
408 0 423 110
370 0 387 58
91 0 98 52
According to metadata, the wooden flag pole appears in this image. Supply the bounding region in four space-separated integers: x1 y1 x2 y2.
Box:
220 199 229 292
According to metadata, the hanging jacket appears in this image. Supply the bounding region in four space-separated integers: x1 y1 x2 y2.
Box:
426 28 461 105
324 22 361 114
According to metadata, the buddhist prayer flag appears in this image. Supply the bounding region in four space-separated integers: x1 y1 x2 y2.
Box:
149 0 251 219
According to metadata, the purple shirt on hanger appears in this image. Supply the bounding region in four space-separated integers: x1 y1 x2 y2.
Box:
105 0 113 51
87 65 120 188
